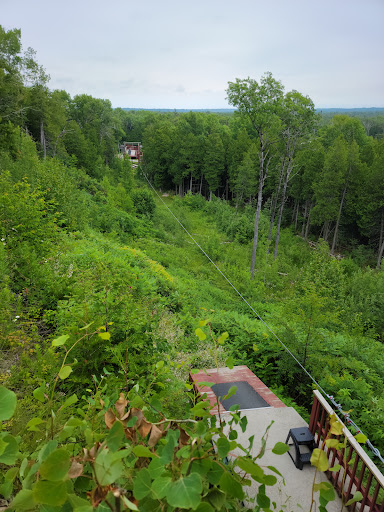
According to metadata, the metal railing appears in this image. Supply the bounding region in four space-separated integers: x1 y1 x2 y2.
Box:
309 390 384 512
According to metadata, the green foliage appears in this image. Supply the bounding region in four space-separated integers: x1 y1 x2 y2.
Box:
131 188 156 217
0 334 292 512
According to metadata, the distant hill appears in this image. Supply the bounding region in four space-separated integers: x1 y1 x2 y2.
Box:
316 107 384 113
120 107 384 115
120 108 236 113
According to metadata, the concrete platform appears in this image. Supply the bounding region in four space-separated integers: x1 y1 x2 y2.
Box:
191 367 343 510
221 405 343 511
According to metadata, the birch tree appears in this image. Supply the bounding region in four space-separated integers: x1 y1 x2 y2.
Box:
226 73 284 279
273 91 316 259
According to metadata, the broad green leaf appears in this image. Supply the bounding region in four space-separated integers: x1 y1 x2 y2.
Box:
224 385 237 399
79 322 94 331
0 386 17 420
122 496 139 511
106 421 125 452
216 437 231 458
268 465 285 485
225 356 234 369
133 445 157 458
59 366 72 380
236 458 265 482
219 471 244 500
0 434 19 464
32 480 67 506
206 488 226 509
51 335 69 347
320 485 336 502
217 332 229 345
267 465 284 478
67 493 93 511
206 461 224 485
329 414 343 436
198 319 211 327
94 449 124 486
263 474 277 486
148 458 167 479
329 464 341 472
151 476 171 499
19 457 28 478
5 466 19 482
33 386 46 403
354 433 367 444
195 328 207 341
310 448 329 471
155 360 164 370
229 429 238 440
313 481 334 492
189 458 212 477
166 473 202 509
26 417 45 432
9 489 36 510
0 480 13 500
325 438 340 448
133 468 152 500
160 429 180 464
345 491 363 506
240 415 248 433
59 394 78 411
272 442 290 455
0 438 8 456
39 440 58 462
190 369 199 374
39 448 71 481
257 489 270 509
98 331 111 340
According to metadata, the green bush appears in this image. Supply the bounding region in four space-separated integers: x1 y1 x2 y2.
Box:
132 188 156 217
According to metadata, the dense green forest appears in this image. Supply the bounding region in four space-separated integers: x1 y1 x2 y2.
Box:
1 25 384 510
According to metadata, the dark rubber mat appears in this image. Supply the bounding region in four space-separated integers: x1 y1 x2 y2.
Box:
211 381 271 410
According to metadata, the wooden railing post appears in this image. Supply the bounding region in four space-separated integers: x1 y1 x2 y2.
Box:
310 391 384 512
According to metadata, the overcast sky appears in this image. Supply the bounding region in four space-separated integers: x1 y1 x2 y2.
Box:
2 0 384 109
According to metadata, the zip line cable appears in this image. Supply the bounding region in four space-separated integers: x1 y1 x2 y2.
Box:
141 170 384 465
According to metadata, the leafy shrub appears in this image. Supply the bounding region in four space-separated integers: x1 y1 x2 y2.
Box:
132 188 156 217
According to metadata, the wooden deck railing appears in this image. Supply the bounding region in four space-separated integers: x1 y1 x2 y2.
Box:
309 390 384 512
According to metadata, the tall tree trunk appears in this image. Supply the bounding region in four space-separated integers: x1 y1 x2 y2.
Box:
250 180 264 280
322 221 330 241
273 173 289 260
189 172 193 192
301 201 308 237
250 134 269 280
377 208 384 269
267 159 285 251
293 200 299 231
274 140 294 260
304 203 312 240
331 182 348 255
199 175 203 195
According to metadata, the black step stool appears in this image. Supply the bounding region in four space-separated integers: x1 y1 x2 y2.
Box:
285 427 316 470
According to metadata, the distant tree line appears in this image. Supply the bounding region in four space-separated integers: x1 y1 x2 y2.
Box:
1 25 383 268
138 77 384 270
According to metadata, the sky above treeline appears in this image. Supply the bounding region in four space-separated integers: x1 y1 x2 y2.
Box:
2 0 384 109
